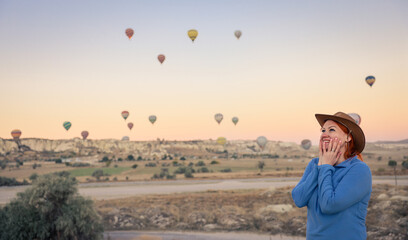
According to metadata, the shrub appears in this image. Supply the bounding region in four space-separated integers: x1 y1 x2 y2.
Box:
195 161 205 167
117 158 123 162
220 168 232 173
137 156 143 161
188 162 194 167
132 164 138 169
402 160 408 169
29 173 39 182
101 156 110 162
145 163 157 167
113 177 118 181
127 155 135 161
0 173 104 239
184 168 194 178
92 169 110 181
180 157 186 161
71 162 91 167
210 160 219 165
199 167 209 173
0 176 29 187
55 158 62 164
32 163 41 169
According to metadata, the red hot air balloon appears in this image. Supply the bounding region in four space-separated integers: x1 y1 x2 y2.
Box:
125 28 134 39
121 111 129 120
128 122 134 130
158 54 165 64
81 131 89 140
11 129 22 140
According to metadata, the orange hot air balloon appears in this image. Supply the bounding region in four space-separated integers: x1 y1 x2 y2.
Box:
128 122 134 130
158 54 165 64
125 28 134 39
11 129 22 140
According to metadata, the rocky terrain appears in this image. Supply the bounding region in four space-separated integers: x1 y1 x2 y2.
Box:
96 185 408 240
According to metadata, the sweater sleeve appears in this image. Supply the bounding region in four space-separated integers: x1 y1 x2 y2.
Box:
317 162 372 214
292 158 319 208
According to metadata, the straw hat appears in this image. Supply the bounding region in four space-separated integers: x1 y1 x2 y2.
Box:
315 112 365 153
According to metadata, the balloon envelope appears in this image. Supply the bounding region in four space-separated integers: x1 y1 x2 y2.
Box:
81 131 89 140
128 122 134 130
214 113 223 124
234 30 242 39
158 54 165 64
121 111 129 120
256 136 267 150
188 29 198 42
232 117 239 125
125 28 134 39
63 121 72 131
348 113 361 125
149 115 157 124
301 139 312 150
216 137 227 146
365 76 375 87
11 129 22 140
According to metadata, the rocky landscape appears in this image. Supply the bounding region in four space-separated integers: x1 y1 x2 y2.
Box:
96 185 408 240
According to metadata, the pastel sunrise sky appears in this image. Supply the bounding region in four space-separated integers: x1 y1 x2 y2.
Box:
1 0 407 144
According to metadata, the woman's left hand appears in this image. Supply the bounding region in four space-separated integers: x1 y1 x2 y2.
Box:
319 138 342 166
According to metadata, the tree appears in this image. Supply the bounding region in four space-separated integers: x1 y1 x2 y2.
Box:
257 161 265 173
92 169 105 181
402 160 408 170
127 155 135 161
388 160 397 186
0 172 103 240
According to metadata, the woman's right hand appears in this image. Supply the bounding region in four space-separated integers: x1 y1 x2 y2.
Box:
318 138 342 166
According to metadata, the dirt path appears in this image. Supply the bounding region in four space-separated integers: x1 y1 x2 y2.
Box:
1 176 407 204
104 231 305 240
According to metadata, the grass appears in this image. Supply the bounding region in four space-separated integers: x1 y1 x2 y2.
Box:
68 167 130 177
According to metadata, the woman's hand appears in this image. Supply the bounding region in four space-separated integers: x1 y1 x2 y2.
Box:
318 138 342 166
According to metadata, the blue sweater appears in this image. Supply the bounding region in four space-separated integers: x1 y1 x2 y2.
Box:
292 156 372 240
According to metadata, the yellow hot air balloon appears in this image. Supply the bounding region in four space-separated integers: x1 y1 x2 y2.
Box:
188 29 198 42
216 137 227 146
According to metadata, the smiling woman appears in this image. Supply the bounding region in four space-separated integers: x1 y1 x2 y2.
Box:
292 112 372 240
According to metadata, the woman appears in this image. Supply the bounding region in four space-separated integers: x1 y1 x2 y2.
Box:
292 112 372 240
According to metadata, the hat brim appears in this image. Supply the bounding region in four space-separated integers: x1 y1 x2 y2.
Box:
315 114 365 154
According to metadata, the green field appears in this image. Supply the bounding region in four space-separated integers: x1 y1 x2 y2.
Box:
68 167 131 177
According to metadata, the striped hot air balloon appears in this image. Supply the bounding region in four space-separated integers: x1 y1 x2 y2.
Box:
63 121 72 131
125 28 134 39
214 113 223 124
11 129 22 140
121 111 129 120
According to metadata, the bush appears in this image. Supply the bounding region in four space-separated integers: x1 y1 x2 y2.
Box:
29 173 39 182
101 156 110 162
114 164 118 168
117 158 123 162
92 169 110 181
180 156 186 161
55 158 62 164
71 162 91 167
402 160 408 169
113 177 118 181
199 167 209 173
0 176 29 187
210 160 219 165
151 168 176 180
188 162 194 167
132 164 138 169
184 168 194 178
127 155 135 161
0 172 104 239
220 168 232 173
137 156 143 161
195 161 205 167
145 163 157 167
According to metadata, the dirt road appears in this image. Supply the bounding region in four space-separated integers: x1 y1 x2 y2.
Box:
1 176 407 204
104 231 306 240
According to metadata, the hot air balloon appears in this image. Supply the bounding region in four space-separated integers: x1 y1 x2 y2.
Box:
214 113 223 124
63 121 72 131
11 129 22 140
128 122 134 130
256 136 267 150
188 29 198 42
232 117 239 126
149 115 157 125
125 28 134 39
301 139 312 150
234 30 242 39
365 76 375 87
348 113 361 125
121 111 129 120
122 136 130 141
216 137 227 146
81 131 89 140
158 54 165 64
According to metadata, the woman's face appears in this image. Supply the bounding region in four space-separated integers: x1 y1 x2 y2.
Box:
320 120 349 151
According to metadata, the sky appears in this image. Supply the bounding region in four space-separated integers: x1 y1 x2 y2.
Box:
0 0 407 144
